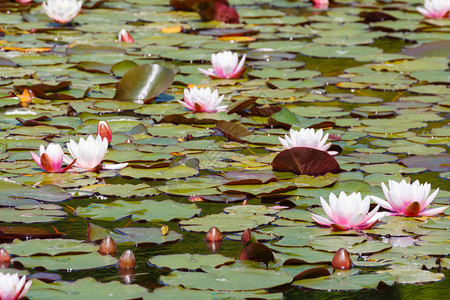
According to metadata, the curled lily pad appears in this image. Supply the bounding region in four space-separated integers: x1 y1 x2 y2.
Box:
113 64 175 104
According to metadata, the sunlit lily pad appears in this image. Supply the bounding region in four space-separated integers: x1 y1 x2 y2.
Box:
149 253 234 270
160 265 292 291
75 199 201 222
13 252 117 271
27 277 148 299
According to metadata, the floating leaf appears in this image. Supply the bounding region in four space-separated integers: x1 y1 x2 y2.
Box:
272 148 342 176
113 64 175 104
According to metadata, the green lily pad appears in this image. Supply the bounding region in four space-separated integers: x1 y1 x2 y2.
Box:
149 253 234 270
113 64 175 104
0 204 66 223
27 277 148 299
294 270 395 291
144 286 282 300
13 252 117 271
1 238 98 256
160 265 292 291
75 199 201 222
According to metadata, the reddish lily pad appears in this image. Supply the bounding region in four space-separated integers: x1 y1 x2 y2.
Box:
272 147 342 176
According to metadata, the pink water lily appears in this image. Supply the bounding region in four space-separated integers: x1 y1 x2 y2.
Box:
313 0 328 9
64 135 127 171
42 0 83 24
30 143 74 173
279 128 337 155
370 180 447 217
179 86 227 113
118 29 134 43
198 51 246 79
0 272 32 300
417 0 449 18
311 192 387 231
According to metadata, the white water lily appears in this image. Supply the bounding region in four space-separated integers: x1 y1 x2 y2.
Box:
371 179 447 217
179 86 227 113
311 192 387 231
0 272 32 300
279 128 337 155
198 51 246 79
42 0 83 24
64 135 127 171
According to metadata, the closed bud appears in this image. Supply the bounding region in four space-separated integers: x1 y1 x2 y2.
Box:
125 138 133 144
0 248 10 262
98 236 117 255
97 121 112 144
118 249 135 269
118 29 134 43
331 248 352 270
205 226 223 242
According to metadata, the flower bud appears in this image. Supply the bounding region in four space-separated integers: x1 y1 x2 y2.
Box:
331 247 352 270
205 226 223 242
98 236 117 255
118 29 134 43
118 249 135 269
97 121 112 144
0 248 10 262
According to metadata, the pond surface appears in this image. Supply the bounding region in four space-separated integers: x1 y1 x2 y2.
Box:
0 0 449 299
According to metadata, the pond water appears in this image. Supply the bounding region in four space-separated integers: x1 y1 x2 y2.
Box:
0 0 449 299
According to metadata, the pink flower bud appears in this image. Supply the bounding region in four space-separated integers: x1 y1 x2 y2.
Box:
97 121 112 143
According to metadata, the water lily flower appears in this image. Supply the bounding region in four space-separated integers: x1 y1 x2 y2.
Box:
42 0 83 24
313 0 329 9
417 0 449 18
64 135 127 171
118 29 134 43
0 272 32 300
198 51 246 79
97 121 112 144
279 128 337 155
311 192 387 231
179 86 227 113
370 180 447 217
30 143 74 173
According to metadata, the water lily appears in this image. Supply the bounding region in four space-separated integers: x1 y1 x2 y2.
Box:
42 0 83 24
179 86 227 113
118 29 134 43
313 0 329 9
97 121 112 143
311 192 387 231
198 51 246 79
417 0 449 18
279 128 337 155
0 272 32 300
30 143 74 173
64 135 127 171
370 179 447 217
